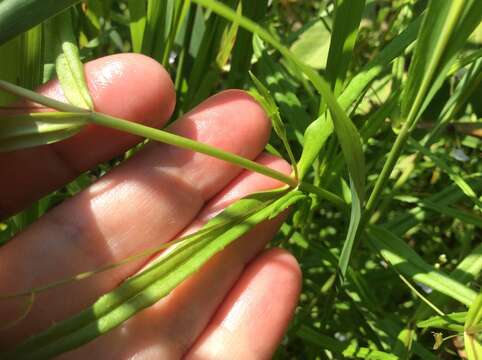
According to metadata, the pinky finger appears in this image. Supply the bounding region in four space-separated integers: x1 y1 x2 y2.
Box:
185 249 301 360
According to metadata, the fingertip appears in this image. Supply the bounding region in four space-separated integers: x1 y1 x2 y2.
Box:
186 248 301 360
85 53 176 126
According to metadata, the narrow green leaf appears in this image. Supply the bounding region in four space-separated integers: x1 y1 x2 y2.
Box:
338 182 362 279
466 292 482 331
0 112 87 152
227 0 268 87
248 71 297 178
465 293 482 360
50 10 94 110
254 37 310 144
19 24 44 90
0 0 81 45
409 139 482 210
321 0 366 278
465 336 482 360
366 0 482 216
386 176 482 235
412 242 482 323
325 0 366 97
142 0 168 59
417 201 482 229
127 0 147 53
367 225 477 306
417 312 467 332
190 0 365 199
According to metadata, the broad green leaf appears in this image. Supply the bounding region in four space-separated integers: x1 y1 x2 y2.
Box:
417 312 467 332
0 112 87 152
0 0 80 45
50 10 94 110
367 225 478 306
7 189 304 357
127 0 147 53
290 19 331 70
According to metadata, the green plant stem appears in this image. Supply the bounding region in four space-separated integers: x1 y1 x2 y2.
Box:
365 122 411 216
0 78 298 188
299 181 346 210
89 112 298 187
0 79 84 113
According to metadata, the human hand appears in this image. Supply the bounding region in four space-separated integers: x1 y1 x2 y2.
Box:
0 54 301 359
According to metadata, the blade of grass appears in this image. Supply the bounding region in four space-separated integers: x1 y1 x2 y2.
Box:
465 292 482 360
324 0 366 99
417 312 466 332
227 0 268 87
367 225 478 306
127 0 147 53
0 112 88 151
19 24 44 91
141 0 168 60
0 0 81 45
408 138 482 210
249 71 298 179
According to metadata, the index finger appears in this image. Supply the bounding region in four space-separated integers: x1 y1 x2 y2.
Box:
0 53 175 219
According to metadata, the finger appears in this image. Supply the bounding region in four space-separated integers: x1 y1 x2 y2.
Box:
0 53 176 219
186 249 301 360
0 90 271 346
58 154 292 359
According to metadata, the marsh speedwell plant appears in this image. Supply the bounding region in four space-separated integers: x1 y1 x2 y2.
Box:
0 0 481 358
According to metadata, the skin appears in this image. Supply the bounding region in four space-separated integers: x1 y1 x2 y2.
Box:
0 54 301 359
